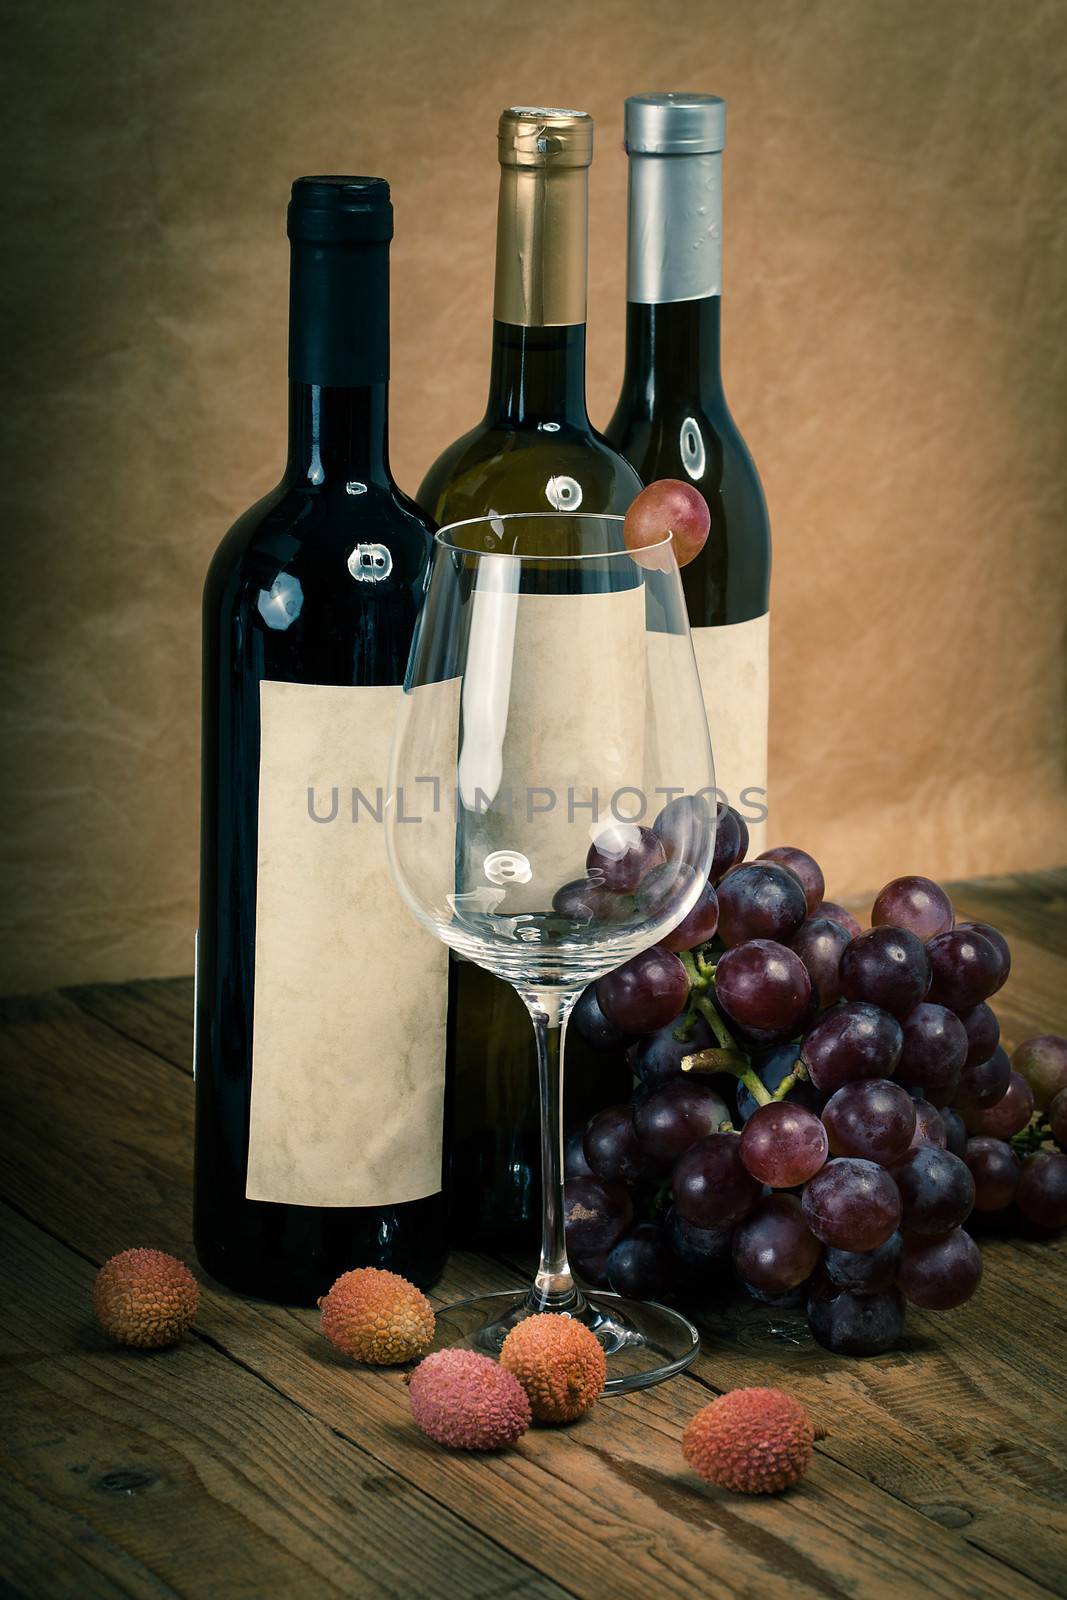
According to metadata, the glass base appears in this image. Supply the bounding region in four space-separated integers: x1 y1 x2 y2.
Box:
430 1288 700 1394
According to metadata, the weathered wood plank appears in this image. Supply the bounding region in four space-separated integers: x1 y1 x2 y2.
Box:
66 976 194 1069
0 1205 564 1600
0 989 1058 1600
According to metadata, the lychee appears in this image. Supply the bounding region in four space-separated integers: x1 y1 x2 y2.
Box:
408 1349 531 1450
94 1248 199 1348
499 1313 607 1424
682 1387 815 1493
319 1267 434 1365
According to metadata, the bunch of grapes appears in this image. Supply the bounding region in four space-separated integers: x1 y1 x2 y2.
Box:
565 819 1067 1356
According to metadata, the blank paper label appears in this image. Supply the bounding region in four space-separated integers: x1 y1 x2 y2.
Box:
691 615 770 854
246 680 452 1208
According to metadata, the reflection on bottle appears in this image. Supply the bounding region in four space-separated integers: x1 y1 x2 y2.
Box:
347 543 394 583
257 573 304 631
680 417 706 481
546 475 582 510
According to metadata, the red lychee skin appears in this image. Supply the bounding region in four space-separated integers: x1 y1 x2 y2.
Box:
93 1247 199 1348
408 1349 531 1451
682 1387 815 1493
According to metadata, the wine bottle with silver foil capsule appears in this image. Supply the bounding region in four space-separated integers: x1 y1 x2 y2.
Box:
606 94 771 846
195 178 449 1303
418 109 640 1250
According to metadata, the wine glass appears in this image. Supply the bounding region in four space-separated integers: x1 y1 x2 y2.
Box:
386 512 715 1391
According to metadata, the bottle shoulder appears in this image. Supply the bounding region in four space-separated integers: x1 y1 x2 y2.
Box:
417 420 642 523
203 477 434 628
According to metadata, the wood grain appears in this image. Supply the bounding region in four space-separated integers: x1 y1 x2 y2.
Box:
3 871 1066 1598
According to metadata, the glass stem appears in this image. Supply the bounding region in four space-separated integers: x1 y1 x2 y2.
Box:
523 988 584 1314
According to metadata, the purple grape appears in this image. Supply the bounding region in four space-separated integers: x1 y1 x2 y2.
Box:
896 1002 968 1105
732 1194 822 1291
891 1145 974 1235
633 1078 732 1173
813 901 863 940
634 861 697 921
801 1002 903 1095
672 1133 760 1226
572 983 629 1049
959 1003 1000 1070
897 1228 982 1309
606 1222 667 1299
953 1044 1011 1113
823 1231 903 1293
586 823 666 892
1015 1151 1067 1230
962 1071 1034 1139
715 939 812 1033
871 875 954 942
964 1137 1021 1212
743 1279 812 1309
563 1126 595 1180
926 927 1001 1011
790 917 851 1010
904 1098 947 1152
807 1276 906 1355
570 1249 610 1287
1012 1034 1067 1110
736 1043 823 1123
664 1205 734 1268
940 1107 968 1158
730 1004 818 1053
731 807 750 864
716 862 808 948
708 803 743 882
1050 1088 1067 1150
756 846 825 913
553 877 635 924
597 946 689 1034
739 1103 829 1187
839 926 931 1020
583 1104 648 1186
633 1014 712 1090
652 794 713 873
801 1158 902 1252
562 1176 633 1254
661 881 720 954
955 921 1011 995
821 1079 916 1166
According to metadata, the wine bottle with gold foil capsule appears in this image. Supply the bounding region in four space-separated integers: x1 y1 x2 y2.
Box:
606 94 772 847
418 108 640 1250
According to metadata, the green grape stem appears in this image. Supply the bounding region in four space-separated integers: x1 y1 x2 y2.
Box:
1011 1113 1050 1156
677 949 807 1110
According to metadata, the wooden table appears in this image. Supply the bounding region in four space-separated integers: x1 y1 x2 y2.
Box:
2 872 1066 1599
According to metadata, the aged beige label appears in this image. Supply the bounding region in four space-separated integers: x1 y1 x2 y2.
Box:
246 680 451 1208
691 615 770 855
454 585 713 915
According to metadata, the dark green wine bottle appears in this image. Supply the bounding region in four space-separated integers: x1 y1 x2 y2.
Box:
606 94 772 849
196 179 448 1302
417 109 641 1250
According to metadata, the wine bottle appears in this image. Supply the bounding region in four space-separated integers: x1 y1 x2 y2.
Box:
195 177 449 1303
418 109 641 1249
606 94 772 849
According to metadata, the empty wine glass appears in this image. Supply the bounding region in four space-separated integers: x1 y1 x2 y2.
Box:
386 512 715 1390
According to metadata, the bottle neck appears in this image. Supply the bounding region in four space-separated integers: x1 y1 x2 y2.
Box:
485 322 591 428
620 295 724 418
286 230 391 481
285 382 391 484
626 150 723 305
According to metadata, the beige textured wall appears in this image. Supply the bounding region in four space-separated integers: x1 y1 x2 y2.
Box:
2 0 1065 994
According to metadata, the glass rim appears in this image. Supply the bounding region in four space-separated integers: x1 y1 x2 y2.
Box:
433 511 675 562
